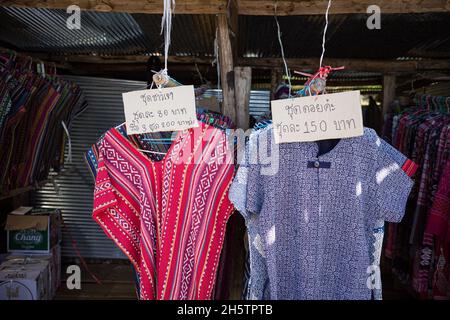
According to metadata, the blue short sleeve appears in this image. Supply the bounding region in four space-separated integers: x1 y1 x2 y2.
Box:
229 131 264 218
372 140 414 223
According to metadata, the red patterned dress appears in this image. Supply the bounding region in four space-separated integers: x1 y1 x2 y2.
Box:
426 159 450 299
93 122 235 299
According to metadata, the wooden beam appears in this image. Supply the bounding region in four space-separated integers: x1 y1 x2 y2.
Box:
217 14 236 122
32 52 450 73
29 53 214 65
234 66 251 130
0 0 227 14
3 0 450 15
17 51 450 73
382 74 396 114
238 0 450 15
238 57 450 72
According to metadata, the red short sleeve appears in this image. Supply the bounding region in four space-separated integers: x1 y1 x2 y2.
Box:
92 146 142 271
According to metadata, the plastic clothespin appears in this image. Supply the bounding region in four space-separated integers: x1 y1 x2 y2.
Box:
294 65 345 96
41 61 46 77
152 69 170 90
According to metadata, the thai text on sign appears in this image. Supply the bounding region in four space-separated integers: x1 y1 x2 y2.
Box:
271 90 364 144
123 85 198 134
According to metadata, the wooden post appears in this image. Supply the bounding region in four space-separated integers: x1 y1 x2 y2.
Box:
382 74 396 115
234 66 252 130
228 0 239 63
217 14 236 123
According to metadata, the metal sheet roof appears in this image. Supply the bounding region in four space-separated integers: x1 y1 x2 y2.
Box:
240 13 450 59
0 7 217 56
0 7 154 55
1 7 449 60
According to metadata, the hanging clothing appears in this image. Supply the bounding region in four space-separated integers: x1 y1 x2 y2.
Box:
0 55 85 194
235 122 417 300
382 96 449 299
229 126 414 300
425 159 450 299
426 159 450 243
86 111 236 299
92 121 235 299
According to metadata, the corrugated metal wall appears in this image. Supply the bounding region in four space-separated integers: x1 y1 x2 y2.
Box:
33 75 270 259
33 76 147 259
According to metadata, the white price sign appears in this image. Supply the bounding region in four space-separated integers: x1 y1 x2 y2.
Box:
123 85 199 134
271 90 364 144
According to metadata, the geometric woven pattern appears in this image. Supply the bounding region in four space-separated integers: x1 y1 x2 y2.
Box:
93 122 235 299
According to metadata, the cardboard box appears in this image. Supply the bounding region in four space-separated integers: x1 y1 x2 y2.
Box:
45 245 61 299
5 208 61 254
0 258 49 300
6 245 61 299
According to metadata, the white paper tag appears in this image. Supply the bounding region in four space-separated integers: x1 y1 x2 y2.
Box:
123 85 199 134
271 90 364 144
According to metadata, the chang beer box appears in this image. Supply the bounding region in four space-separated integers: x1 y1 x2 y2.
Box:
0 258 50 300
5 208 62 254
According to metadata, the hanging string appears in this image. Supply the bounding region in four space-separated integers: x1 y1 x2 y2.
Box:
61 121 72 164
160 0 175 75
319 0 332 68
274 3 292 97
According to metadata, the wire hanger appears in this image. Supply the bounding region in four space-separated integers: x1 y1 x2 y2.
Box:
274 2 292 97
137 148 167 155
293 0 344 97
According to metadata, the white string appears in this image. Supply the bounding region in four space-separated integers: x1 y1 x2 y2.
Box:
61 121 72 164
319 0 332 68
137 148 167 155
160 0 175 72
274 4 291 97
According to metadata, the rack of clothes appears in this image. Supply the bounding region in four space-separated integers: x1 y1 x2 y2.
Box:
0 50 86 197
382 93 450 299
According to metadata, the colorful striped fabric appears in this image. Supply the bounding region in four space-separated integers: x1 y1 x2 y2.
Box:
85 111 235 178
93 121 235 299
0 59 86 193
86 112 236 298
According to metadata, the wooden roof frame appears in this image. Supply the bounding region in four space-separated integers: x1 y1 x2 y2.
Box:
25 53 450 73
2 0 450 73
2 0 450 15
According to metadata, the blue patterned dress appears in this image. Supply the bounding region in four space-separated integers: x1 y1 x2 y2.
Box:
230 127 414 300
